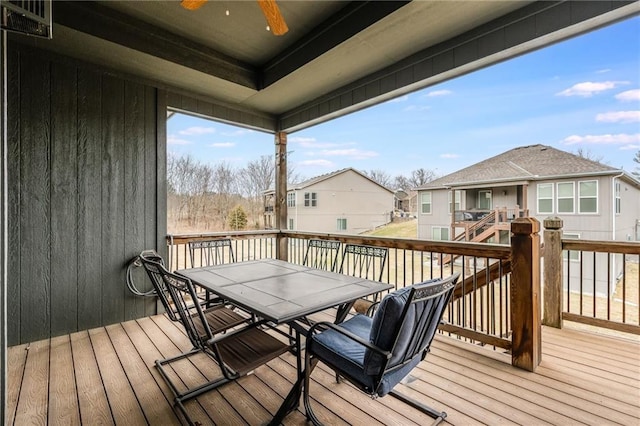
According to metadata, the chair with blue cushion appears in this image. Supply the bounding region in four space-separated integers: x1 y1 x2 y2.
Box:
303 273 460 425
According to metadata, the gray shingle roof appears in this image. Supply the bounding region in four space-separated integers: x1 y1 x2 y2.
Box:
419 144 620 189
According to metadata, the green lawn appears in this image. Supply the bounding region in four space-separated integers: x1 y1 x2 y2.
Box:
363 219 417 238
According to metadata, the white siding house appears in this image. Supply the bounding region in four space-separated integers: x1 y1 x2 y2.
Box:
416 144 640 296
264 168 394 234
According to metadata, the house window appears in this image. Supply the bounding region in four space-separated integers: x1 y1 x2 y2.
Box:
337 218 347 231
615 182 621 214
304 192 317 207
578 181 598 213
420 192 432 214
288 218 294 230
563 233 580 261
556 182 574 213
432 226 449 241
448 190 461 214
537 183 553 214
287 192 296 207
477 190 492 210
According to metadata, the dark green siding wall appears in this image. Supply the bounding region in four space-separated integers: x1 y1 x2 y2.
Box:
7 44 166 345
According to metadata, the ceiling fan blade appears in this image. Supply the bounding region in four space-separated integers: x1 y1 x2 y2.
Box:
257 0 289 36
180 0 207 11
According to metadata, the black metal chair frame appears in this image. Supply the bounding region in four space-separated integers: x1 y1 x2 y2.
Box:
339 244 389 307
303 273 460 426
147 258 292 425
302 239 342 272
188 238 236 307
188 238 235 267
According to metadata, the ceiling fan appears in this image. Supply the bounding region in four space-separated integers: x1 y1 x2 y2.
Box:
180 0 289 36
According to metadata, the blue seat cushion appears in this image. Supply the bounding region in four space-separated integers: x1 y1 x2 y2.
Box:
311 314 378 392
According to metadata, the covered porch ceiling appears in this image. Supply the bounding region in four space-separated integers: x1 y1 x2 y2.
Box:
13 0 640 132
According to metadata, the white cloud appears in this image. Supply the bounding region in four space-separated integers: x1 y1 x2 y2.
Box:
440 153 460 159
179 126 216 136
221 129 253 137
596 111 640 123
290 136 352 148
556 81 628 97
562 133 640 145
426 89 452 97
309 148 378 160
210 142 235 148
167 135 192 145
615 89 640 102
596 69 611 74
298 159 335 167
387 95 409 103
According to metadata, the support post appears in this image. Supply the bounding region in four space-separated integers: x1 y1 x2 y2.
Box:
543 217 563 328
510 217 542 371
274 131 288 261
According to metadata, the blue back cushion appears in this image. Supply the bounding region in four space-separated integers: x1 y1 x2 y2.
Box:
364 278 442 375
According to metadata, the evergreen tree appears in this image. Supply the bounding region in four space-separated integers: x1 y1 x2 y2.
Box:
227 205 248 230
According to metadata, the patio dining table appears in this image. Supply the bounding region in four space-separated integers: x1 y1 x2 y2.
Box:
176 258 392 424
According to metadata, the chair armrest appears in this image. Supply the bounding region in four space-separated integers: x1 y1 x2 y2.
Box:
308 320 392 359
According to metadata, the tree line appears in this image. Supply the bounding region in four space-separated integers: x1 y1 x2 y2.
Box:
167 153 438 233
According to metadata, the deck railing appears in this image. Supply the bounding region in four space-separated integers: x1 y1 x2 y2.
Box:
167 218 542 371
542 218 640 335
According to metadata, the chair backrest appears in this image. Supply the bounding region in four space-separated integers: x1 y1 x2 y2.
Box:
302 239 341 272
139 251 180 322
364 273 460 387
156 263 214 349
339 244 388 282
189 238 235 268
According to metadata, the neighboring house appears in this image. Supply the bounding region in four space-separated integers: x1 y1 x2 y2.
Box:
264 168 394 234
416 144 640 295
394 189 418 217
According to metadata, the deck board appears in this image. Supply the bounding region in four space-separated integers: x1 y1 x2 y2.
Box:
8 315 640 426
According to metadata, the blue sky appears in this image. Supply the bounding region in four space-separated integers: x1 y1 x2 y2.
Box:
168 16 640 182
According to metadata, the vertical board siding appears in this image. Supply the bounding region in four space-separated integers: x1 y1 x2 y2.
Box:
7 47 21 345
8 43 163 345
77 67 103 331
50 61 79 336
124 81 147 321
20 51 51 343
101 75 126 326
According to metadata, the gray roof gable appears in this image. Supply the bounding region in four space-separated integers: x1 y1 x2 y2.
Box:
419 144 621 189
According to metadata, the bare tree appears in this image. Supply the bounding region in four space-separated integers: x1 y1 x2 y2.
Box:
633 150 640 178
574 148 605 164
408 168 437 188
393 174 411 191
364 169 393 188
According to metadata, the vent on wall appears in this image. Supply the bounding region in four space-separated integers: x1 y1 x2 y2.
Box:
1 0 51 38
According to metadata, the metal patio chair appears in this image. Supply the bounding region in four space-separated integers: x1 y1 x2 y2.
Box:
188 238 236 305
303 273 460 426
150 259 291 425
188 238 235 267
302 239 342 272
139 253 248 331
339 243 389 313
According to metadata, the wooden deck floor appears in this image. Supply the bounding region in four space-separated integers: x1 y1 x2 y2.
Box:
7 313 640 426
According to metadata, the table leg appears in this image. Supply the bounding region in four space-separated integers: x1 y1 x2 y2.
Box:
269 328 303 425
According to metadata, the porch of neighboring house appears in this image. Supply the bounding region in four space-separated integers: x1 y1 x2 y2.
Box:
8 311 639 425
450 185 529 244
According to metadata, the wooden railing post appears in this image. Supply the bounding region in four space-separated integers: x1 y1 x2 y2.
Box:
274 131 288 261
543 217 564 328
510 217 542 371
